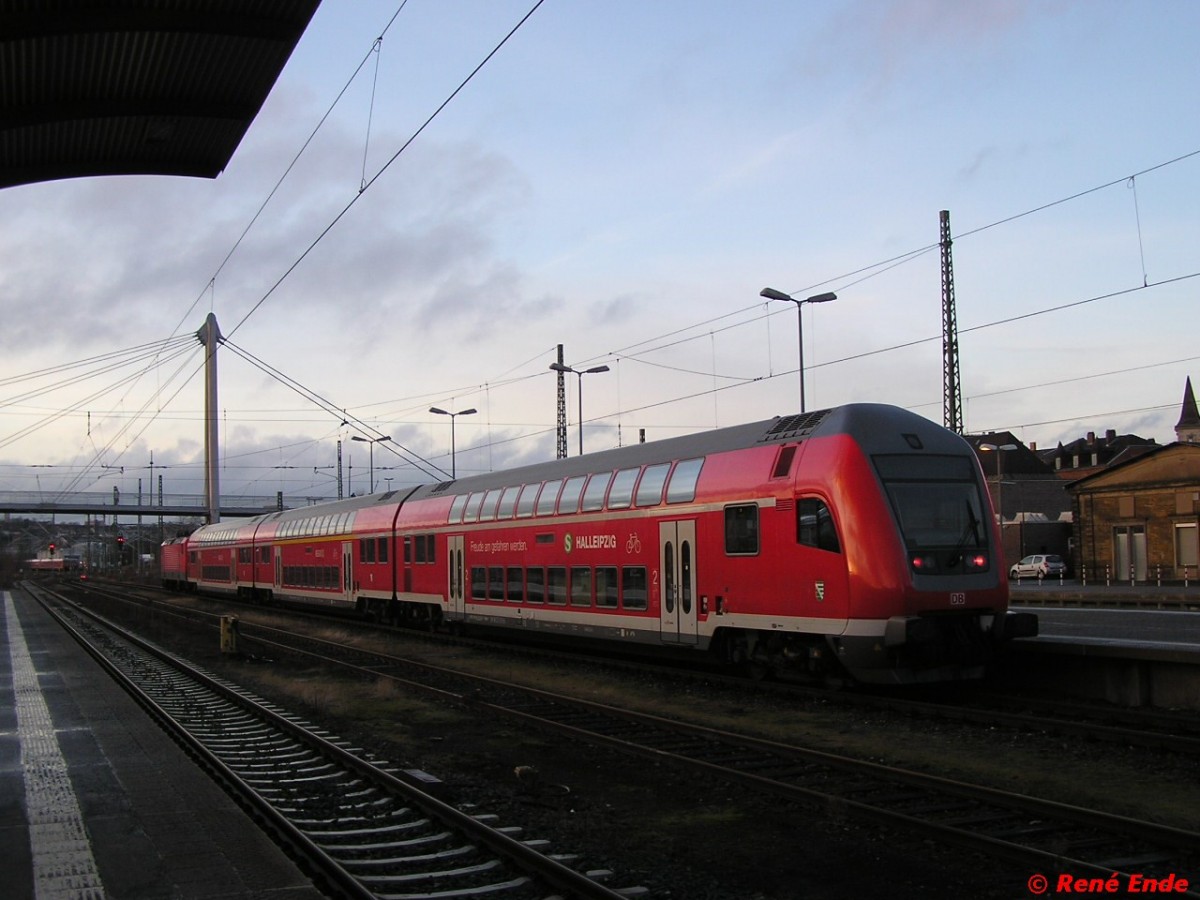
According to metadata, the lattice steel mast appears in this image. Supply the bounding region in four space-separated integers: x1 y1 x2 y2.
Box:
940 210 963 434
554 344 568 459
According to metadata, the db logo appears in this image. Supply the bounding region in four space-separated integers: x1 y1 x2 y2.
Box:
949 592 966 606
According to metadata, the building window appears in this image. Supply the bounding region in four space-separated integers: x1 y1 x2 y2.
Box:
1175 523 1199 571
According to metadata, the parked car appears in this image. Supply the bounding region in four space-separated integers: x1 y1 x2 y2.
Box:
1009 554 1066 580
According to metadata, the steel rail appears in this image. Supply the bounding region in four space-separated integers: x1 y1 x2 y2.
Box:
30 585 635 900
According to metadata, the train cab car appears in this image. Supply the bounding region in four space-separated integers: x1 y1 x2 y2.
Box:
407 403 1034 685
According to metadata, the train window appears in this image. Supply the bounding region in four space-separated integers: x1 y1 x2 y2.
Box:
635 463 671 507
488 566 505 600
596 566 619 608
666 456 702 502
415 534 427 563
536 480 563 517
404 536 412 563
497 486 520 519
680 541 692 614
448 494 469 524
360 539 375 563
424 534 437 564
479 490 502 521
260 547 270 564
526 567 545 603
516 483 539 518
798 499 841 553
377 537 388 563
724 504 760 555
621 566 648 610
607 467 640 510
506 567 524 602
772 446 797 479
470 567 487 599
581 472 613 512
570 567 592 606
547 567 568 605
463 492 485 523
558 475 587 515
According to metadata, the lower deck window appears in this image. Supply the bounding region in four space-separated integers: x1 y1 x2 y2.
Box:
526 567 545 603
470 566 487 600
547 567 567 605
570 566 592 606
596 566 618 608
622 566 648 610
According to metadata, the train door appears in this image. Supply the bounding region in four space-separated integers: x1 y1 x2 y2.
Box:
447 534 465 620
659 520 698 645
342 542 353 597
274 546 282 590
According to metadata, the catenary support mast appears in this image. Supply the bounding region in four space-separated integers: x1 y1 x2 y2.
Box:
555 343 568 460
197 313 223 524
940 210 963 434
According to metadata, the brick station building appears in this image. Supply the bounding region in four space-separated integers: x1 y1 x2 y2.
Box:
1066 379 1200 583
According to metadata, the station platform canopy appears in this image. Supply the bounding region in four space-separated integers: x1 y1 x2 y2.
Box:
0 0 321 189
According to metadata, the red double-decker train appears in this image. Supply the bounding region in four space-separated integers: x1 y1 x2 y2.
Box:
162 403 1036 684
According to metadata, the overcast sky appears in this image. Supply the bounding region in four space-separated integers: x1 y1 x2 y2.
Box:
2 0 1198 506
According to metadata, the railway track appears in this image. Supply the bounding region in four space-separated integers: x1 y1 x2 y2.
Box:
95 578 1200 756
64 582 1200 896
29 583 643 900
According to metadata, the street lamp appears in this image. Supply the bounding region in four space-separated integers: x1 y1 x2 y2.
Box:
760 287 837 413
549 362 610 455
350 435 392 493
429 407 476 479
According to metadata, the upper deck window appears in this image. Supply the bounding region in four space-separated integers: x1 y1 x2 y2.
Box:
479 489 502 522
536 480 563 517
558 475 587 514
581 472 613 512
515 483 539 518
607 467 640 510
497 486 520 519
448 494 469 524
635 463 671 507
666 457 704 503
463 492 485 523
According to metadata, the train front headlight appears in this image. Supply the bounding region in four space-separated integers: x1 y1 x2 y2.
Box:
910 554 937 573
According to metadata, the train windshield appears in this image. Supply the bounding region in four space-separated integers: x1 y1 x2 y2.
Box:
874 454 988 551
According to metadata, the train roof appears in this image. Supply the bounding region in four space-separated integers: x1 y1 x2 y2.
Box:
413 402 967 501
183 403 966 540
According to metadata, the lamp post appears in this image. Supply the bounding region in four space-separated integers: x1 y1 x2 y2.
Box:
429 407 476 479
549 362 610 455
760 288 837 413
350 435 392 493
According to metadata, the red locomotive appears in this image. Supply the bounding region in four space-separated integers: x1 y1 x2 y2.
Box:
163 403 1036 684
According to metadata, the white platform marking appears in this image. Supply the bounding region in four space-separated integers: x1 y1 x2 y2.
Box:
5 592 106 899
